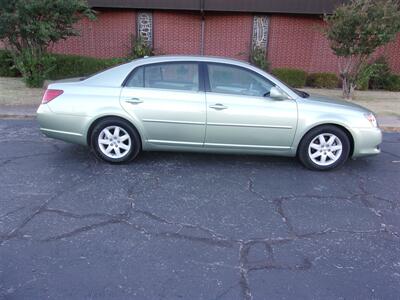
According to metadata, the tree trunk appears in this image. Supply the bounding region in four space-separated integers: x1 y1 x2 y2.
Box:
341 76 355 100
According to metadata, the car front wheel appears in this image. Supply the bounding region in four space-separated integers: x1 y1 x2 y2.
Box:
298 125 351 171
91 118 141 163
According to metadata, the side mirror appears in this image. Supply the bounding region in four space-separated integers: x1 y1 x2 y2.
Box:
269 86 289 100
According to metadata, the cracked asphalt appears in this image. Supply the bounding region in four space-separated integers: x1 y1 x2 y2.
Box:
0 119 400 300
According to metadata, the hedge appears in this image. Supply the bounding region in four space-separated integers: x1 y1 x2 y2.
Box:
0 50 20 77
47 54 127 80
385 74 400 91
306 73 339 89
271 68 307 88
0 50 127 80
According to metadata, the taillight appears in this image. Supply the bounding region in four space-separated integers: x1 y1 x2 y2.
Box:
42 89 64 104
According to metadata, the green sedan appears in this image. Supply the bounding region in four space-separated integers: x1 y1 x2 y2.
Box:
37 56 382 170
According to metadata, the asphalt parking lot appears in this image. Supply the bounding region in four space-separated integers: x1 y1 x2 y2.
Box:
0 119 399 300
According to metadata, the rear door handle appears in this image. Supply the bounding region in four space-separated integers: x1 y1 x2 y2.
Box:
209 103 228 110
124 97 143 104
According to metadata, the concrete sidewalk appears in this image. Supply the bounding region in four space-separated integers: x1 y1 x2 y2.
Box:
0 77 399 131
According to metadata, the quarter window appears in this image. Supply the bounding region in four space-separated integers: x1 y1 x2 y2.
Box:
125 66 144 88
207 64 274 97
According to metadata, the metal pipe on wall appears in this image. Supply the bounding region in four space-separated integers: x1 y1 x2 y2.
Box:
200 0 205 55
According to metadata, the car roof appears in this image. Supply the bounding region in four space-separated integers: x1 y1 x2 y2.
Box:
132 55 251 67
73 55 298 100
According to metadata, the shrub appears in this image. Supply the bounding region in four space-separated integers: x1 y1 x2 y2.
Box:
13 49 56 87
47 54 127 80
368 57 392 90
0 50 20 77
250 46 270 71
271 68 307 88
356 69 370 91
385 74 400 91
306 73 339 89
129 36 154 59
356 57 397 91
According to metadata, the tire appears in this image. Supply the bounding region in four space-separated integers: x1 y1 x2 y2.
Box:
298 125 350 171
90 117 141 164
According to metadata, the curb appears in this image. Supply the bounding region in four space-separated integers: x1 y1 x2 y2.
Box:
0 114 36 119
380 126 400 133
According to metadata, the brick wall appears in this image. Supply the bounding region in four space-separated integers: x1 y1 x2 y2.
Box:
3 9 399 74
51 10 136 58
268 15 339 73
385 35 400 74
204 13 252 60
268 15 400 74
153 12 252 60
153 11 201 55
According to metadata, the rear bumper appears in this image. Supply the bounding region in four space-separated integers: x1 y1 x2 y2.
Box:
352 127 382 158
37 104 89 146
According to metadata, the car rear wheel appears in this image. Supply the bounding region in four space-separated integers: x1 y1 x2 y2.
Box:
298 125 350 171
91 118 141 163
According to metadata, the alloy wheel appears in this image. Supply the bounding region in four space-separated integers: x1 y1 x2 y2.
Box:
308 133 343 167
97 126 132 159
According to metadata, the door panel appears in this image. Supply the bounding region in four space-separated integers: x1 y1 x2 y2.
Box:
204 63 297 149
120 88 206 146
205 93 297 149
120 62 206 146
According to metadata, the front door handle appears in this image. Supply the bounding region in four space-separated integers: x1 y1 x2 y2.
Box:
124 97 143 104
209 103 228 110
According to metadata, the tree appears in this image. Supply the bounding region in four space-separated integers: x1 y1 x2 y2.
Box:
324 0 400 99
0 0 94 87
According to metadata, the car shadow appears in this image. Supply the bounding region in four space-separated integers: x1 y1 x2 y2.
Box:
58 143 379 173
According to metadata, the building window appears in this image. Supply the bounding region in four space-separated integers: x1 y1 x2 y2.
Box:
137 11 153 47
252 15 269 52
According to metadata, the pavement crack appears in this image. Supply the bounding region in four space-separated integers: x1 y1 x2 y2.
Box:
382 150 400 159
130 200 229 241
247 178 296 235
0 197 51 245
0 152 59 167
42 208 113 220
238 243 252 300
0 170 97 245
42 219 122 242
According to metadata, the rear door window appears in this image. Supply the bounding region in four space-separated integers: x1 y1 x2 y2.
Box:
144 63 199 91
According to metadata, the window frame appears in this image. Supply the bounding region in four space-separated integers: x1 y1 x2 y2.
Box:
203 62 276 98
123 61 205 92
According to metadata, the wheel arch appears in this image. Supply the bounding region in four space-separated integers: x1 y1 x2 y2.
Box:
86 115 143 148
296 123 355 157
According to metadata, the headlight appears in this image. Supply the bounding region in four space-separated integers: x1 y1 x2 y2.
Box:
364 113 378 128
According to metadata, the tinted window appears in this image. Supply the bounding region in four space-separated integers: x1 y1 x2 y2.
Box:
125 66 144 87
144 63 199 91
207 64 274 97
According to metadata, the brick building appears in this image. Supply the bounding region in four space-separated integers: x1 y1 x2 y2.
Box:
51 0 400 74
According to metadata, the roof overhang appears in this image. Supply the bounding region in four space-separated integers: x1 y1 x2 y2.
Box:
88 0 349 15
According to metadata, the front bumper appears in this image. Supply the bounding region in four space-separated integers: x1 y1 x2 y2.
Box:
37 104 90 146
352 127 382 158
